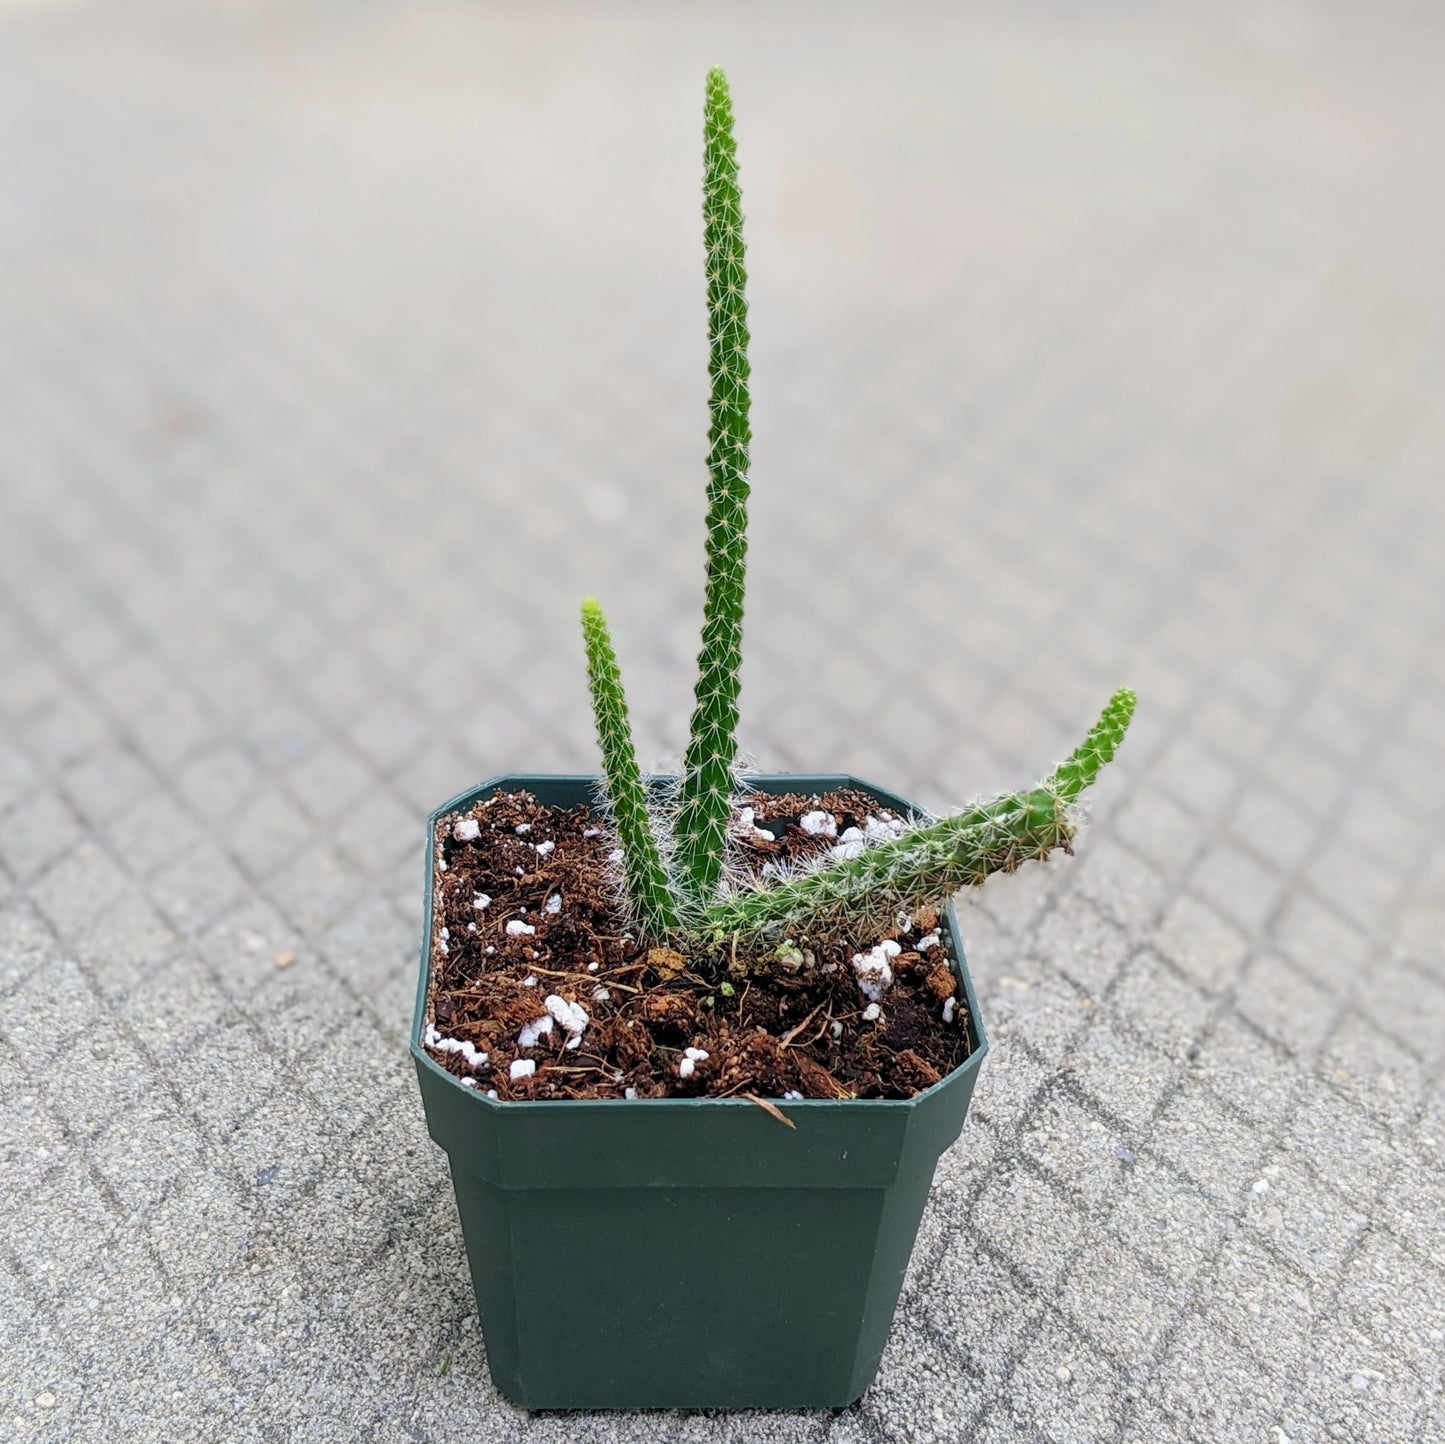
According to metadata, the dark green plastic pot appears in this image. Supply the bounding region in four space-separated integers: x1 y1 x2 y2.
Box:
411 775 989 1411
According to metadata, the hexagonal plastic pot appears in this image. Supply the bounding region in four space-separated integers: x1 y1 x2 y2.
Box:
411 774 989 1411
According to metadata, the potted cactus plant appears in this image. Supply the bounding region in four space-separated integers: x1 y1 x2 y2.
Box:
410 68 1135 1411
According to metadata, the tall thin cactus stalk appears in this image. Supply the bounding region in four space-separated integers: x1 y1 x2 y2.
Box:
580 598 680 941
671 66 753 913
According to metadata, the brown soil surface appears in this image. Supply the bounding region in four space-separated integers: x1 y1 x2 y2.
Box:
424 789 975 1101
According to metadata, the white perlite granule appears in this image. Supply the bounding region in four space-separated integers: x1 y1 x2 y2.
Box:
799 810 837 837
517 1016 553 1049
453 817 480 842
863 813 907 843
852 940 901 1001
423 1024 488 1071
735 805 776 843
509 1059 536 1080
506 920 536 937
544 994 589 1040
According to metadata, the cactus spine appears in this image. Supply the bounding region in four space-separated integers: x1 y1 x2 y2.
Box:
672 66 753 914
580 598 680 941
700 689 1137 952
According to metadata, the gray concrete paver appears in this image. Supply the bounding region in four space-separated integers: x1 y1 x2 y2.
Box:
2 2 1444 1439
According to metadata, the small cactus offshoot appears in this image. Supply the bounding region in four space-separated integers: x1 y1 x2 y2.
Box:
580 598 679 942
577 70 1136 964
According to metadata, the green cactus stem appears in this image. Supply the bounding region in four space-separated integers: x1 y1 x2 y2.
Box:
701 789 1070 954
672 65 754 913
580 598 680 942
1051 686 1137 803
701 689 1136 953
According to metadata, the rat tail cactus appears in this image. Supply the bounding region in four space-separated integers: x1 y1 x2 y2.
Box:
577 70 1136 963
671 66 753 916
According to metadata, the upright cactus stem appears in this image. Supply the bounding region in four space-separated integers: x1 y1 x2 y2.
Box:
580 599 679 942
673 66 753 913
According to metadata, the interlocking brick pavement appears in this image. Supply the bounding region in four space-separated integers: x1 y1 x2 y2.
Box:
2 2 1443 1440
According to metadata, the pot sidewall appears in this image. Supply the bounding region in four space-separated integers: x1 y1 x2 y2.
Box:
412 774 989 1410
